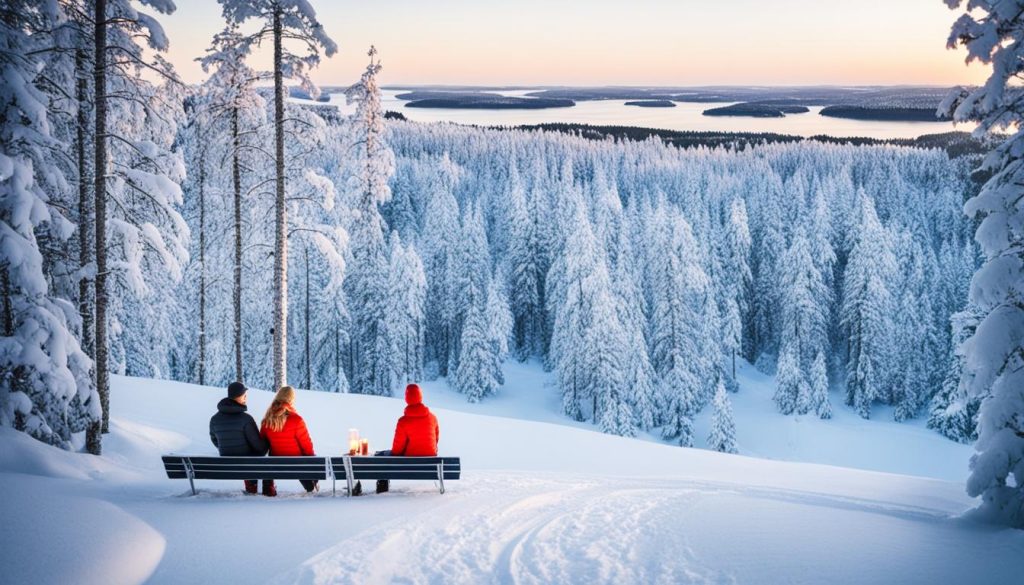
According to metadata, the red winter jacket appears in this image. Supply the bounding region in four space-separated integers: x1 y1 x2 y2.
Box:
260 406 315 457
391 384 439 456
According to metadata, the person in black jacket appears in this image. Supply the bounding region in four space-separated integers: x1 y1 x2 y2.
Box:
209 382 270 495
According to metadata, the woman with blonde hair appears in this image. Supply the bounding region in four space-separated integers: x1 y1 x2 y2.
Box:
259 386 317 496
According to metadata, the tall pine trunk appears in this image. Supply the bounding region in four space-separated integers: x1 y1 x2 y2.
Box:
271 5 288 389
88 0 108 454
304 245 311 390
197 130 207 386
75 48 94 360
231 107 243 382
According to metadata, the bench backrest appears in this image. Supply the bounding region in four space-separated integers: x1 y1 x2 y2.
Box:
329 456 461 481
162 455 330 481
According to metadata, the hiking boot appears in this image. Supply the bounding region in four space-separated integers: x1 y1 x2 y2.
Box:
262 481 277 497
244 480 258 495
376 480 390 494
351 481 363 496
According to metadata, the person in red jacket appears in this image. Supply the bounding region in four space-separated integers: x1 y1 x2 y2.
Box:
376 383 440 493
259 386 317 496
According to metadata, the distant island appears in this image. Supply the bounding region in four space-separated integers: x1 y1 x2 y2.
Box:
819 105 951 122
703 103 810 118
624 100 676 108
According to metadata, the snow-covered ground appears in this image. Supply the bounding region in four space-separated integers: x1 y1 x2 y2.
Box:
1 364 1020 584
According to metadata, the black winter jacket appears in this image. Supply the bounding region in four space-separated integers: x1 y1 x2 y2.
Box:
209 398 268 456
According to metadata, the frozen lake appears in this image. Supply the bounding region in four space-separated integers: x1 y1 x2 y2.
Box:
313 89 972 140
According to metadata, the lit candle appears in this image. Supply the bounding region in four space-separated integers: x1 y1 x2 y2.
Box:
348 439 358 455
361 438 369 456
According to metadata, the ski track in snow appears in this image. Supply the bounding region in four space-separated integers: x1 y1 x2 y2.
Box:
283 473 971 585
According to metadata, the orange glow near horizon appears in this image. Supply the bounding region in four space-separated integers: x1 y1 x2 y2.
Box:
162 0 987 88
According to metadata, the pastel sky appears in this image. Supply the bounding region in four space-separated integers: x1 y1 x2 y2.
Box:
161 0 986 87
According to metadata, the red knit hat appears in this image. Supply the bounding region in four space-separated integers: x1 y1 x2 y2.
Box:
405 383 423 405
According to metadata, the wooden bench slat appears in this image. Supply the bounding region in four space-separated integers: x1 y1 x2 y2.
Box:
188 456 326 465
351 473 461 480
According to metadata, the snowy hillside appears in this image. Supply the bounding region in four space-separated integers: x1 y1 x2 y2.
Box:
2 372 1020 585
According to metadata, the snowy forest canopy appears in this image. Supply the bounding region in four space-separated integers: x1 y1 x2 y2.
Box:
0 0 987 458
164 113 983 445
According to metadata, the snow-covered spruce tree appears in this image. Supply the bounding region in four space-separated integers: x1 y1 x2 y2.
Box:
0 0 100 450
30 4 95 360
88 0 186 450
548 194 629 428
506 164 544 360
749 180 786 366
708 381 738 454
419 156 462 376
805 350 832 419
217 0 337 388
942 0 1024 527
774 343 803 415
893 238 940 421
448 203 491 378
485 271 513 382
275 102 343 391
840 193 896 419
453 281 500 403
176 98 213 385
613 216 657 430
344 47 396 396
387 233 426 386
199 27 268 383
774 228 830 414
929 305 983 442
722 197 752 382
647 206 711 445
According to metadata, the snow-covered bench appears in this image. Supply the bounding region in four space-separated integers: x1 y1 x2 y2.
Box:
161 455 461 496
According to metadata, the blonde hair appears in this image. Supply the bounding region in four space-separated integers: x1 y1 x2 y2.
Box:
262 386 296 433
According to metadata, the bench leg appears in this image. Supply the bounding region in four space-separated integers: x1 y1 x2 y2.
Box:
343 456 355 497
184 458 197 496
437 463 445 495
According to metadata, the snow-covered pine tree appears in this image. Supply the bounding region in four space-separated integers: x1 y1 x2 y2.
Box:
199 27 268 383
893 239 939 421
613 216 657 430
387 234 426 386
0 0 100 450
89 0 186 450
419 156 462 377
780 228 831 365
943 0 1024 527
647 206 710 444
840 193 896 419
448 203 492 377
928 305 982 442
506 164 543 360
453 288 499 402
485 272 513 383
774 228 830 414
343 47 396 396
708 380 738 453
774 343 803 415
547 188 630 429
722 197 752 381
806 350 832 419
217 0 337 388
750 180 786 366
